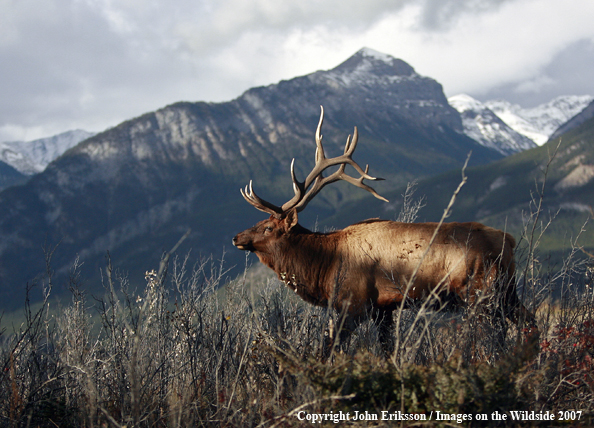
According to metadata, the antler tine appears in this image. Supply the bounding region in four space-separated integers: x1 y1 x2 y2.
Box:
240 180 284 217
285 109 389 213
340 173 389 203
343 126 357 155
290 162 388 213
289 158 302 196
241 106 388 218
314 106 326 164
279 106 325 212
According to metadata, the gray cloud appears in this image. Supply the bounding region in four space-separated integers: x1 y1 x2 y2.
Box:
418 0 513 31
1 0 592 142
477 39 594 107
2 0 417 140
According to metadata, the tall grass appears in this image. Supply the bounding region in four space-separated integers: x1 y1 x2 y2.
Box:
1 238 593 427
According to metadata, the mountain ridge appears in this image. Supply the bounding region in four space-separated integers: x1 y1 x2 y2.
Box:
448 94 537 155
0 129 95 176
449 94 593 154
550 99 594 141
485 95 593 145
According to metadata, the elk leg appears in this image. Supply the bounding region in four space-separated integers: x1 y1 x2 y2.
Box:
499 276 538 330
502 286 539 345
376 310 395 357
338 318 356 351
321 314 356 360
491 305 509 351
505 294 536 329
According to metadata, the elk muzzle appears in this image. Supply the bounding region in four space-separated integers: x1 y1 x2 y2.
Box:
232 232 255 252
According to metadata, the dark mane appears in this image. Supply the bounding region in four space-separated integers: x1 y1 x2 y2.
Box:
351 218 385 226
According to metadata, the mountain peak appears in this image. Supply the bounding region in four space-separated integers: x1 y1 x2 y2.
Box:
330 48 416 79
359 47 398 63
550 99 594 141
245 47 461 133
448 94 486 112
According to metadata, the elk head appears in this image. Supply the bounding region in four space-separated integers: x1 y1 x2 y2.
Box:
232 106 388 255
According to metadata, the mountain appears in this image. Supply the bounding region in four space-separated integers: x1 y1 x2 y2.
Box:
0 160 26 192
550 99 594 141
0 48 503 308
485 95 593 145
448 94 537 155
0 129 95 175
448 94 593 152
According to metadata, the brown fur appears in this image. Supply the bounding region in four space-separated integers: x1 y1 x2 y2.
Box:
233 214 535 355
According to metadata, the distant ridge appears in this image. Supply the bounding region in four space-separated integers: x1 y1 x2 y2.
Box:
549 99 594 141
0 160 26 191
449 94 536 155
449 94 593 151
485 95 593 145
0 129 95 175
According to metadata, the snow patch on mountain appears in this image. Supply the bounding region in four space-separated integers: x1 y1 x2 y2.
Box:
359 47 394 63
0 129 94 175
550 100 594 141
448 94 536 155
485 95 593 145
321 47 417 89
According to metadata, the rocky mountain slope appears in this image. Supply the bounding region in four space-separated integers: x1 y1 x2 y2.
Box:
0 48 501 307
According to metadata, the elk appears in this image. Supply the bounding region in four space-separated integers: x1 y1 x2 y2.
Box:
233 107 536 356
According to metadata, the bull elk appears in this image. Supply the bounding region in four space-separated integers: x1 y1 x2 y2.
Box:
233 107 536 356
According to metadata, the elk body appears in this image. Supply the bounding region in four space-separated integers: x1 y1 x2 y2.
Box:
233 107 535 356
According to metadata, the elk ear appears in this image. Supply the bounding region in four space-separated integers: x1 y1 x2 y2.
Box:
283 210 299 231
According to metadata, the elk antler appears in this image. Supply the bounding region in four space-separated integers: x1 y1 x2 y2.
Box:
241 106 388 218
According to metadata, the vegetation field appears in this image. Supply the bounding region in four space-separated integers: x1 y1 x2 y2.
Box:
1 185 593 427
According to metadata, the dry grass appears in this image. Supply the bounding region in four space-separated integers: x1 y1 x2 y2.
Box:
0 231 592 427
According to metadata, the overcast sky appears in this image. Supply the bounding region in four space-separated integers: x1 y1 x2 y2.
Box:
2 0 594 142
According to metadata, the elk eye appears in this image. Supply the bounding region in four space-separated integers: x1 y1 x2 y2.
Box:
264 226 273 233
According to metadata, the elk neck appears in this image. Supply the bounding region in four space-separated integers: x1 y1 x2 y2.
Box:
258 227 339 306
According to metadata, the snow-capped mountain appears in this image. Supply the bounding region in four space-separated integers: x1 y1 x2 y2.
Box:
485 95 593 145
550 99 594 141
313 47 464 131
448 94 537 155
449 94 593 152
0 129 95 175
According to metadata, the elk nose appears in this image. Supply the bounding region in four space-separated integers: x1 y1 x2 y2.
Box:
232 234 248 250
